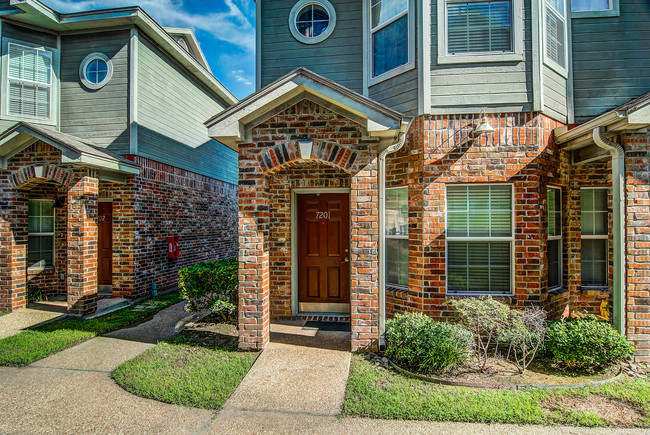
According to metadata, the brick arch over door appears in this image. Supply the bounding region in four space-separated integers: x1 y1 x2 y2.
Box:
257 140 359 175
11 165 74 190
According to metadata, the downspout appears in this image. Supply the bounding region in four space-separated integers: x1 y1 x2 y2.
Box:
592 127 625 334
378 117 414 346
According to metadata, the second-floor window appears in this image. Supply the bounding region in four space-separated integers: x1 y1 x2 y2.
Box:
544 0 568 75
8 43 52 120
369 0 413 81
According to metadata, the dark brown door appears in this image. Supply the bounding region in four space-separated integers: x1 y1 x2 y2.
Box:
98 202 113 286
297 193 350 307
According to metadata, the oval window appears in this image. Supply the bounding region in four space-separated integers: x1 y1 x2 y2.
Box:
79 53 113 90
289 0 336 44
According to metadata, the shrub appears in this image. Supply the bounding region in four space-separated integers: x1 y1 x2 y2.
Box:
545 317 635 371
385 312 474 375
501 307 547 373
178 257 238 321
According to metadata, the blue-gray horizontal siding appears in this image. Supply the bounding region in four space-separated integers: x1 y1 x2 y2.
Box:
1 21 57 47
60 31 130 153
542 66 567 122
368 68 419 115
136 35 237 185
260 0 363 93
430 0 533 114
571 0 650 123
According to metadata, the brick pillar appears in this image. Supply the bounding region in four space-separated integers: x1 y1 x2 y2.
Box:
0 188 27 312
238 144 271 350
350 156 380 351
624 131 650 362
67 175 99 316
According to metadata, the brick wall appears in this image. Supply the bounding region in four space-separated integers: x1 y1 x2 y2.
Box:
385 113 567 319
624 130 650 361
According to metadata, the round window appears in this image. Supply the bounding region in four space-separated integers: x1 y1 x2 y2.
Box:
79 53 113 90
289 0 336 44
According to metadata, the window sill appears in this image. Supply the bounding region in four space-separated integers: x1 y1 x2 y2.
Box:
437 52 524 65
27 265 55 274
548 287 568 296
386 284 408 293
446 291 514 298
580 286 611 294
571 9 619 18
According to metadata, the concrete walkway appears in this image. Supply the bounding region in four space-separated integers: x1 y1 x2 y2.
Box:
0 310 646 434
0 307 65 340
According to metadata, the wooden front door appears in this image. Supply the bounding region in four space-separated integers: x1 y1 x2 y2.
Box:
98 202 113 288
297 193 350 313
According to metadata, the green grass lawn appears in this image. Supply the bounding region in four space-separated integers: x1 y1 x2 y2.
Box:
112 335 257 410
343 354 650 428
0 291 182 367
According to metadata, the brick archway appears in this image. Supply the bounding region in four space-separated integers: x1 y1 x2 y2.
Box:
257 140 359 175
11 165 74 190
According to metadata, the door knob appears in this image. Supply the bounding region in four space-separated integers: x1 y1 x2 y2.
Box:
343 257 349 263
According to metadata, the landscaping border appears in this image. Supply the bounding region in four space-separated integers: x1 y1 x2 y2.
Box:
387 359 623 390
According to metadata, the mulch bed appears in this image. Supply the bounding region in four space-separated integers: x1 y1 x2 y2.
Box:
180 312 238 347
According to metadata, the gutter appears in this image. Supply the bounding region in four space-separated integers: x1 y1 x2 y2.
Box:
378 117 414 346
592 127 626 334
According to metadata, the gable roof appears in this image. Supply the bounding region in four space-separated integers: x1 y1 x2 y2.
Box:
0 122 140 176
0 0 237 106
205 68 407 150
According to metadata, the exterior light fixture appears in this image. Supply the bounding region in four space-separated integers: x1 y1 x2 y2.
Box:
473 111 496 136
52 196 66 209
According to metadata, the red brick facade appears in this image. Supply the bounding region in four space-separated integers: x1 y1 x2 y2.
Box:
0 141 238 315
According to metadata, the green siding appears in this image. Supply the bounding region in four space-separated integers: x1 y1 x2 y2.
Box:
60 30 130 153
571 0 650 123
369 68 419 115
543 66 567 122
136 35 237 185
1 21 57 47
430 0 533 114
260 0 363 93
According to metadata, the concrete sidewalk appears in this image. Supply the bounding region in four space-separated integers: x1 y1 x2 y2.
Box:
0 307 65 340
0 310 646 434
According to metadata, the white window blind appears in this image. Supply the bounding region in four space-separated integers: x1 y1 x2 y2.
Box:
386 187 408 287
447 185 513 294
447 0 512 54
581 189 608 287
545 0 566 70
8 43 52 119
28 200 55 268
547 187 562 290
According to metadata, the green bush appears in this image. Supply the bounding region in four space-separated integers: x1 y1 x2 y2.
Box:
385 312 474 375
544 317 635 371
178 257 238 321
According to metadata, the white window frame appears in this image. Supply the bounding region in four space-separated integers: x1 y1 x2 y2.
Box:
1 38 59 126
571 0 619 18
445 183 515 295
580 187 609 289
366 0 416 86
386 186 408 289
542 0 569 78
547 186 562 291
288 0 337 45
27 199 55 271
437 0 524 65
79 52 114 90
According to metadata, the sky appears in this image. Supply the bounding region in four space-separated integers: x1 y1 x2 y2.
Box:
46 0 256 99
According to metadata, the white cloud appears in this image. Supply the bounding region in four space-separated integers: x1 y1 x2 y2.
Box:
232 69 252 86
45 0 255 53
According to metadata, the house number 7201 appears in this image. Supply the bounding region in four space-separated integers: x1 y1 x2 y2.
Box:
315 211 331 219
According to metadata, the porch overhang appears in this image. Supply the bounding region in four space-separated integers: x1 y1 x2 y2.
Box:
554 91 650 158
0 122 140 178
205 68 407 150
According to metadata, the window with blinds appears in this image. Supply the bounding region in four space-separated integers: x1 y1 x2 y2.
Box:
547 187 562 290
446 1 512 54
544 0 567 72
7 43 52 120
446 184 513 294
581 189 608 287
28 199 55 269
386 187 408 287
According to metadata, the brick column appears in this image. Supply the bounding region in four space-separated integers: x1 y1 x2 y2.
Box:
0 188 27 312
67 175 99 316
624 131 650 362
238 144 271 350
